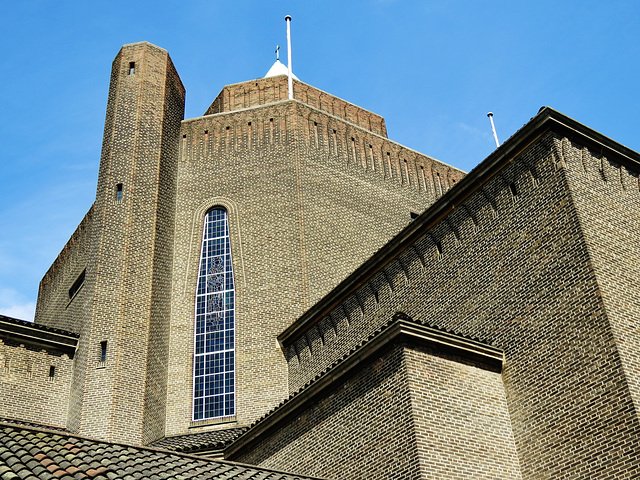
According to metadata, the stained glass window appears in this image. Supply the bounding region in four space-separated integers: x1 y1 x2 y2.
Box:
193 207 235 420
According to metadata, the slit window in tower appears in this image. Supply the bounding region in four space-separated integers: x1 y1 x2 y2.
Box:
129 62 135 75
116 183 123 201
49 366 55 379
68 269 86 299
100 341 107 363
193 207 236 421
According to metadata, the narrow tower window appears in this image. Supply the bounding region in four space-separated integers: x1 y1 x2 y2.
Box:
68 269 86 299
115 183 123 201
49 365 56 379
129 62 135 75
100 341 107 363
193 207 236 421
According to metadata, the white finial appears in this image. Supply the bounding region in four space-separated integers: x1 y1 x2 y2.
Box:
276 45 280 61
285 15 293 100
487 112 500 148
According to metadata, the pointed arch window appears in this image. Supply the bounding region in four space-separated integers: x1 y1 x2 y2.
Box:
193 207 235 421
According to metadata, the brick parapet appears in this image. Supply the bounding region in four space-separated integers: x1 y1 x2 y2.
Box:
184 100 464 208
204 76 387 137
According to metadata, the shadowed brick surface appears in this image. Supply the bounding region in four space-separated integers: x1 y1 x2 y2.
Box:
276 116 640 478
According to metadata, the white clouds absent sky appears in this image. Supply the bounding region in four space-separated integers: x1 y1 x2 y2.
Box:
1 0 639 321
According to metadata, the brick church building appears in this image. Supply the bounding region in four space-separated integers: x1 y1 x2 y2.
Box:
1 41 639 479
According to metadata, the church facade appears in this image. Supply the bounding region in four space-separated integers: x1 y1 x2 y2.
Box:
1 41 639 479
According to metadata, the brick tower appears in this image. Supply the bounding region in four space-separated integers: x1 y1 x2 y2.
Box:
67 42 185 443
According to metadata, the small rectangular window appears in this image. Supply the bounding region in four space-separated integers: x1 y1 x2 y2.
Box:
49 366 56 378
68 269 86 299
509 183 518 198
100 341 107 363
115 183 123 201
129 62 135 75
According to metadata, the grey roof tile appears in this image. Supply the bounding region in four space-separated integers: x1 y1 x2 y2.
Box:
149 427 248 453
0 423 326 480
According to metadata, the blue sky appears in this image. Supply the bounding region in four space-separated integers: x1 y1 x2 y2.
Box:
1 1 639 320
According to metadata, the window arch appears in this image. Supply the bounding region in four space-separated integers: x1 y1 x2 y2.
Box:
193 207 235 420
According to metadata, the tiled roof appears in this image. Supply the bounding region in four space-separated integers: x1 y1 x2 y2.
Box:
0 422 325 480
149 427 248 453
0 315 79 358
0 315 79 338
0 417 67 433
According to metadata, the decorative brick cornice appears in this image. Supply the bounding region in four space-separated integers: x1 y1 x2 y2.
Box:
278 107 640 347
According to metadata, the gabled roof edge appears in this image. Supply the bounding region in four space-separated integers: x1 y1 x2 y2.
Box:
278 107 640 346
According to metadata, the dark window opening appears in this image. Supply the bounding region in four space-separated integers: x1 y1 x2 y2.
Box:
100 341 107 363
410 212 419 221
129 62 135 75
436 242 443 255
49 366 55 378
68 269 86 299
509 183 518 198
115 183 123 201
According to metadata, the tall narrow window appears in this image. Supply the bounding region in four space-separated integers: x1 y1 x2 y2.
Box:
193 207 235 421
68 269 86 299
100 341 107 363
115 183 123 201
129 62 135 75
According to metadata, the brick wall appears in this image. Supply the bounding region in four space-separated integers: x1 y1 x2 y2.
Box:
405 344 521 479
233 345 422 480
559 137 640 439
35 206 93 333
0 340 73 427
280 129 640 478
232 340 521 480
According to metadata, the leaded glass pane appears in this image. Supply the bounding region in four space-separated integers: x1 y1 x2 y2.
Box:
193 207 235 420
